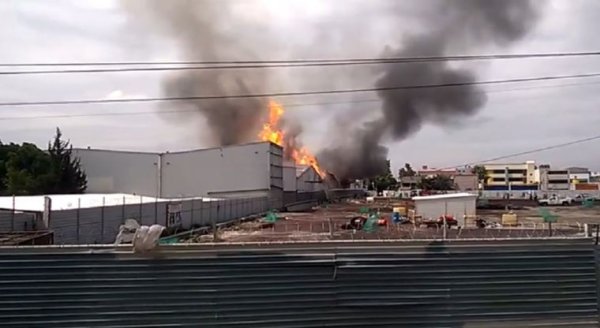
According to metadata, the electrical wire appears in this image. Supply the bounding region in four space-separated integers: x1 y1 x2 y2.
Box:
443 134 600 169
2 51 600 75
2 50 600 67
2 71 600 108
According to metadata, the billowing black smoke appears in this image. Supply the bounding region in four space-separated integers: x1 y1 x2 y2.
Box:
123 1 268 146
319 0 541 179
124 0 541 178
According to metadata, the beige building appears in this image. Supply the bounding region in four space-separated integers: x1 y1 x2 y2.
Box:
483 161 537 190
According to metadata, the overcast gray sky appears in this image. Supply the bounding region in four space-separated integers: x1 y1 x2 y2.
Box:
1 0 600 173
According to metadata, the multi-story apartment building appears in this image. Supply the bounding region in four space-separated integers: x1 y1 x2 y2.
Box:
483 161 537 191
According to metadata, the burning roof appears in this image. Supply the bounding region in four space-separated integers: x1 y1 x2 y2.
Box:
258 100 325 177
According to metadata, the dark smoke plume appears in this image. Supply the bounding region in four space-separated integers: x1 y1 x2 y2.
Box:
123 1 268 146
124 0 541 179
319 0 541 179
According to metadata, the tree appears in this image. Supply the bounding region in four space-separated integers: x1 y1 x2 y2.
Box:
47 128 87 194
4 143 53 195
372 160 397 192
398 163 416 178
0 141 22 194
418 175 455 191
472 165 488 186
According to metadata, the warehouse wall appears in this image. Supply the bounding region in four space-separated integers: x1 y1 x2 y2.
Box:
160 142 275 198
74 149 160 197
283 165 297 192
415 197 477 220
297 166 323 192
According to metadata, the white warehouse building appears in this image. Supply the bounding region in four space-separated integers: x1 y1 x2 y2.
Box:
412 193 478 223
74 142 285 207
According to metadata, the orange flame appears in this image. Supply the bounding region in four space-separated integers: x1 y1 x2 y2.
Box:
258 100 325 177
258 100 285 145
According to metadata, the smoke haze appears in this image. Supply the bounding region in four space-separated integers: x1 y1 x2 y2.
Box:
123 1 268 146
124 0 542 178
319 0 541 179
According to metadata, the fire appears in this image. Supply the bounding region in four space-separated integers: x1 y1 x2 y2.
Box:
258 100 325 177
258 100 285 145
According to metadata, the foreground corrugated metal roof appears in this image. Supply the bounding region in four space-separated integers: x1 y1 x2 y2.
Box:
0 239 597 327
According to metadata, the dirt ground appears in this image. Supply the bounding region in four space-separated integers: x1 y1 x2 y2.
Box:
479 205 600 225
181 199 598 243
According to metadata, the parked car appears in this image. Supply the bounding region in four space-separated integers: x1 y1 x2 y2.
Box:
573 194 598 204
538 195 572 206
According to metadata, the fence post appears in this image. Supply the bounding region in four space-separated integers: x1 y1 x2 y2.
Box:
101 197 105 243
199 199 203 226
76 198 81 244
11 195 15 232
213 202 219 241
191 198 196 226
138 195 143 221
122 195 126 224
154 198 158 225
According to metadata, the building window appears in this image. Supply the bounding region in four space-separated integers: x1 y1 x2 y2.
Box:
548 179 569 184
488 170 505 174
507 170 526 174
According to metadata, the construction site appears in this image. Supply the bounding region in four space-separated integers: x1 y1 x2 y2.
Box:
178 195 599 243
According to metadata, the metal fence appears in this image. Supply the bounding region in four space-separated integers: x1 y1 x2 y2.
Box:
2 196 271 245
0 238 597 327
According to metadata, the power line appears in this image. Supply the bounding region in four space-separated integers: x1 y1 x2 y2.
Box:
3 78 600 121
3 51 600 67
444 135 600 169
1 71 600 108
2 51 600 75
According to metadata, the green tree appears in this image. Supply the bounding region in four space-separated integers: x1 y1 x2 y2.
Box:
398 163 416 178
472 165 488 186
47 128 87 194
4 143 53 195
418 175 455 191
372 160 397 192
0 141 22 194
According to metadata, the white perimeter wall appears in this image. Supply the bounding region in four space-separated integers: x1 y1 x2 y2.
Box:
74 149 160 197
415 197 477 220
160 142 275 198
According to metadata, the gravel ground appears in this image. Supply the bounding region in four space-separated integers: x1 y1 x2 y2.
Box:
181 200 591 243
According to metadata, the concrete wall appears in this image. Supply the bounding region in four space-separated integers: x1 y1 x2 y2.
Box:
47 196 270 245
415 197 477 220
74 149 160 197
454 174 478 191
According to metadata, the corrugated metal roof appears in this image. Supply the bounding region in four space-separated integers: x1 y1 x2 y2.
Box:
0 239 597 327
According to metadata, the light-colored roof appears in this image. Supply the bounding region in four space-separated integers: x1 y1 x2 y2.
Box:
412 192 477 201
0 193 217 212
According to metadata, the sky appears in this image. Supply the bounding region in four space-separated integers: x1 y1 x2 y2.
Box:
1 0 600 174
